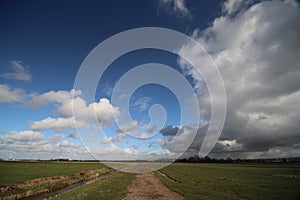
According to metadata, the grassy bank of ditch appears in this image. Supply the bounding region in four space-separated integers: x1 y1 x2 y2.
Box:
0 161 112 199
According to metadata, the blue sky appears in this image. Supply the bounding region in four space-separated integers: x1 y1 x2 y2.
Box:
1 0 300 161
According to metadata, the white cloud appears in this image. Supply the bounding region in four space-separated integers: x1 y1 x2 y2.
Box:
0 84 25 103
0 60 31 81
101 83 114 96
101 132 127 144
29 117 88 131
132 97 152 111
0 130 89 160
115 121 139 135
178 0 300 157
48 134 64 144
222 0 251 14
0 87 123 159
101 136 113 144
159 0 191 17
1 130 44 143
55 97 120 127
123 148 132 154
158 125 199 154
24 89 120 128
101 121 153 144
0 130 175 161
140 133 149 139
58 140 80 149
24 89 82 108
216 140 243 151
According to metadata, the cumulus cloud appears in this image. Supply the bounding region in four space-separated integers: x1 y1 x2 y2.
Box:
29 117 88 131
58 140 80 149
158 124 206 156
0 130 44 143
56 97 120 127
101 121 156 145
0 84 26 103
0 60 31 81
24 89 120 128
0 87 124 160
101 132 127 144
23 89 82 108
178 0 300 158
222 0 253 15
214 140 243 152
0 130 90 160
48 134 64 144
160 125 180 136
113 132 127 142
158 0 191 18
161 126 197 154
115 121 139 135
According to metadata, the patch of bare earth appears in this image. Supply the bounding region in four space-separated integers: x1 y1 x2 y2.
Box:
123 172 185 200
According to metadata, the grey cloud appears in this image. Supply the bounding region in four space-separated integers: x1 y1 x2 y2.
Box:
178 0 300 158
158 0 191 18
115 121 138 135
48 134 64 144
159 125 180 136
146 124 158 134
0 60 31 81
68 133 79 139
0 84 26 103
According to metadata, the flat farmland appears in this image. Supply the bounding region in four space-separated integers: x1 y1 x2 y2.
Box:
52 172 135 200
1 161 300 200
0 161 106 185
157 163 300 200
0 161 112 199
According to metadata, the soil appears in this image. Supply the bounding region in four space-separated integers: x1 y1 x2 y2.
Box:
123 172 185 200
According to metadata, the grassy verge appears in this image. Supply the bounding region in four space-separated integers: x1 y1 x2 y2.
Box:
0 161 105 185
0 168 112 199
52 172 135 200
156 163 300 200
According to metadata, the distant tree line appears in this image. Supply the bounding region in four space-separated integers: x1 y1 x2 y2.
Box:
174 156 300 163
2 157 300 163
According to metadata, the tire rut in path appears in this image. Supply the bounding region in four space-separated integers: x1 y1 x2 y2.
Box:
123 172 185 200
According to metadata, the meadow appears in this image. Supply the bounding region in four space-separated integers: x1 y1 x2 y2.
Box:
0 161 105 185
0 161 112 199
52 172 135 200
1 161 300 199
157 163 300 200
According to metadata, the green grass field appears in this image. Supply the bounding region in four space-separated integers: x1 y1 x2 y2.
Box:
157 163 300 200
0 161 105 185
1 161 300 200
52 173 135 200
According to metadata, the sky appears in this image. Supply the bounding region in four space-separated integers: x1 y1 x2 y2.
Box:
0 0 300 161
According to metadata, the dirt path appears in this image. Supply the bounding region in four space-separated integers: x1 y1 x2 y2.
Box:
123 172 185 200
